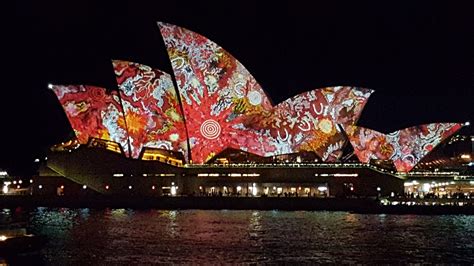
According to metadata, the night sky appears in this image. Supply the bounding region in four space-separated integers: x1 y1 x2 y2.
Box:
5 1 473 174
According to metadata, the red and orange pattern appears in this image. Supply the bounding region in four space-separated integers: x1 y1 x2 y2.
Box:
345 123 462 172
158 22 373 163
50 85 130 156
113 60 189 159
252 86 373 161
158 22 274 163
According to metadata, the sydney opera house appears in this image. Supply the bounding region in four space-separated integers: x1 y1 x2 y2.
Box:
33 22 472 198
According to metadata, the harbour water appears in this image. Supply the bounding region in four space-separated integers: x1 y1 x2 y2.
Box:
1 208 473 264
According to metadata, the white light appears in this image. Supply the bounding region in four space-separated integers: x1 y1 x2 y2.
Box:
82 185 87 189
422 183 431 192
317 186 327 192
0 235 7 241
252 183 257 196
464 121 470 126
13 181 16 185
34 158 40 163
152 185 156 190
377 187 381 192
47 84 53 89
38 185 43 189
171 185 177 196
236 186 242 192
2 186 8 194
18 180 22 184
277 187 282 194
113 174 124 177
128 185 132 190
0 171 8 176
105 185 109 190
334 173 358 177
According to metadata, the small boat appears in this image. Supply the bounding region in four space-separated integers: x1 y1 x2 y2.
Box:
0 226 47 255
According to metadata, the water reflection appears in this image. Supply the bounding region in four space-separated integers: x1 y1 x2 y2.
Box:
0 209 472 264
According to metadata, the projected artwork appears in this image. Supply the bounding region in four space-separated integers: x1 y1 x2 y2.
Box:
253 86 373 161
113 60 189 159
50 22 463 167
345 123 462 172
50 85 130 156
158 22 274 163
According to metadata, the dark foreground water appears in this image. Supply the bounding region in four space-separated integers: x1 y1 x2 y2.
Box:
1 208 473 264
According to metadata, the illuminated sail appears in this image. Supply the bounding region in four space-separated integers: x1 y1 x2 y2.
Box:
113 60 189 159
158 22 273 163
50 85 130 156
346 123 463 172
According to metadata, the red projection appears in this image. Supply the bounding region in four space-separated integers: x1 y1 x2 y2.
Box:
345 123 462 172
50 85 130 156
113 60 189 159
253 87 373 161
51 22 464 168
158 22 274 163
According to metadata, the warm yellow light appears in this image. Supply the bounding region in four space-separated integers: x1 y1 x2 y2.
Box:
0 235 7 241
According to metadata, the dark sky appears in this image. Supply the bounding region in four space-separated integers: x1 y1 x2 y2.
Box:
5 0 473 173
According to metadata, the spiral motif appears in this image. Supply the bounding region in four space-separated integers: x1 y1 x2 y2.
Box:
200 119 221 140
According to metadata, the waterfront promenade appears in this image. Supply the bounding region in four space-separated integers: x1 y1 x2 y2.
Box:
0 195 473 214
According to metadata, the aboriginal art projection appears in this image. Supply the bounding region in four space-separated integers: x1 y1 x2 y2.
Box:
112 60 188 159
158 22 274 163
253 87 373 161
345 123 463 172
50 85 130 156
158 22 373 163
49 22 463 170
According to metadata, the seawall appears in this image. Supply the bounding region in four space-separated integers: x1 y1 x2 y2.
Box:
1 196 473 214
